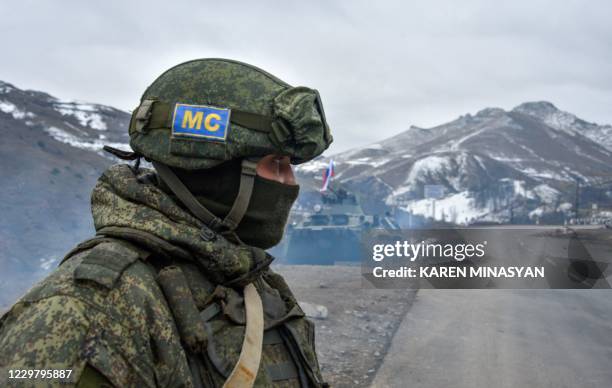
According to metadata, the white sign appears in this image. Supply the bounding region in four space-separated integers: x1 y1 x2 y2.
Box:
424 185 445 199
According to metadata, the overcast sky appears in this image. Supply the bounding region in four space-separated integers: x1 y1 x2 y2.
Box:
1 0 611 154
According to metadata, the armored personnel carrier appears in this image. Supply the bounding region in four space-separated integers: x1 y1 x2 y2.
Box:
272 187 398 265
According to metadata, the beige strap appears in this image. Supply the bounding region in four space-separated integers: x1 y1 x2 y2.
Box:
223 283 264 388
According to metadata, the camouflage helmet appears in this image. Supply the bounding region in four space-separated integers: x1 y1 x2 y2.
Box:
127 58 333 170
111 58 333 234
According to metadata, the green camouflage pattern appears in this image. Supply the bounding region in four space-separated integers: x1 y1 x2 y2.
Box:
129 58 332 170
0 164 325 387
91 164 270 286
0 240 191 387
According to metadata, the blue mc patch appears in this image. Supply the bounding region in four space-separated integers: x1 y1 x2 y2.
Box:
171 103 231 141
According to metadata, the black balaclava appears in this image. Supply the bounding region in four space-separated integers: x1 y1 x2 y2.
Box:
159 159 299 249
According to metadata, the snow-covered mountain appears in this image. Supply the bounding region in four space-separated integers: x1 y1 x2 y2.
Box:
0 80 130 153
0 80 130 306
298 102 612 225
513 101 612 151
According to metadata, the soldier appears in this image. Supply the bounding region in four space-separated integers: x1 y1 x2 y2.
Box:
0 58 333 387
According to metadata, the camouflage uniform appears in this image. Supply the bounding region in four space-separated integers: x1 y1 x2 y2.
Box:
0 59 332 387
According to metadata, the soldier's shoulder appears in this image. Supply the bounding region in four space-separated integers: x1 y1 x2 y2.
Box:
0 239 181 386
15 239 157 308
4 239 172 339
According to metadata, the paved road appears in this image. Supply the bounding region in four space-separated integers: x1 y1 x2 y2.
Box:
372 290 612 388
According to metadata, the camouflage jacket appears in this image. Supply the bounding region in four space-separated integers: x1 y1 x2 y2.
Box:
0 164 325 387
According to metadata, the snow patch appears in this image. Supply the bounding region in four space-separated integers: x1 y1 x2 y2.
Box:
389 161 446 201
54 101 107 130
513 180 527 196
44 126 129 152
387 184 414 202
387 154 470 202
0 100 18 115
345 157 390 168
557 202 573 212
295 159 329 174
543 111 578 135
0 83 14 93
345 157 371 165
532 184 559 203
0 100 35 120
489 154 524 163
406 155 451 183
529 207 545 218
522 168 568 181
581 125 612 152
400 191 490 225
450 127 489 150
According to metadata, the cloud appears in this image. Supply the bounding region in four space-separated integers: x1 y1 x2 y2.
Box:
1 0 611 153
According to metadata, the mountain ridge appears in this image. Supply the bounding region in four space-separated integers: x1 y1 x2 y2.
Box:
298 101 612 225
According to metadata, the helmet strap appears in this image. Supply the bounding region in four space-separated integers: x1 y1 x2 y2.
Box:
153 159 257 235
222 159 257 230
103 145 143 174
152 161 225 231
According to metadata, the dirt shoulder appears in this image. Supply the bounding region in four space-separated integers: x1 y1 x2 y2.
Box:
274 264 417 387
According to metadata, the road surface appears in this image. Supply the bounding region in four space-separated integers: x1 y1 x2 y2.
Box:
372 289 612 388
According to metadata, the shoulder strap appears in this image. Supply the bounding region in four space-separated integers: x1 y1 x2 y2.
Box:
72 240 148 290
222 283 264 388
60 236 112 266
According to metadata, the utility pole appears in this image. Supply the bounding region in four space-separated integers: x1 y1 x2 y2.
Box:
574 178 581 221
432 199 436 220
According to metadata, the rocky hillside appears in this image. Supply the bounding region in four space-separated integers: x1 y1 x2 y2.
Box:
297 102 612 225
0 80 130 305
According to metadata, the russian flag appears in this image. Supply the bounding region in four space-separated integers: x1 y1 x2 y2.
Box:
320 159 335 192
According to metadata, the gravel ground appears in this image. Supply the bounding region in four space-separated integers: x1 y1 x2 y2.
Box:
274 264 417 387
